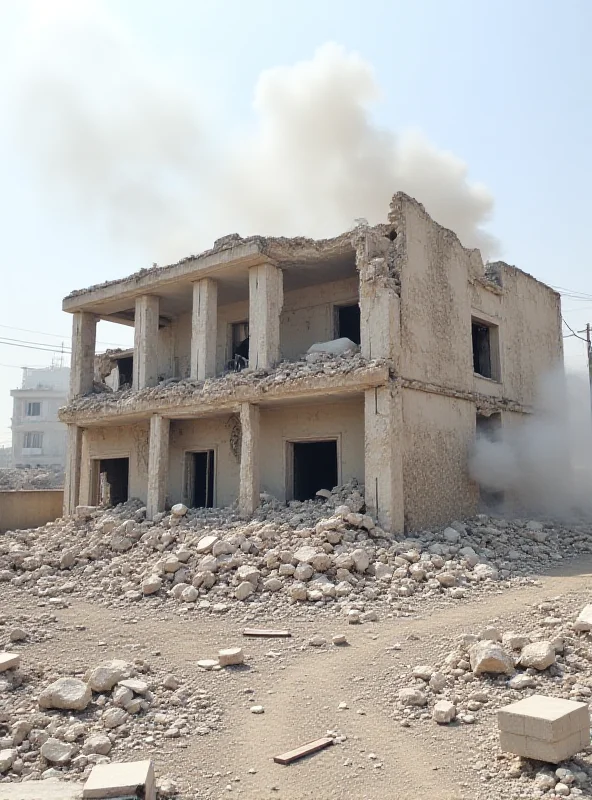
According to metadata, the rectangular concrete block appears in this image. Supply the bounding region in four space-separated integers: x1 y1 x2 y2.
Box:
0 653 20 672
0 779 83 800
83 760 155 800
498 695 589 742
500 728 588 764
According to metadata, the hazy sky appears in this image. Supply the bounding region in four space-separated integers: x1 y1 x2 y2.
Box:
0 0 590 448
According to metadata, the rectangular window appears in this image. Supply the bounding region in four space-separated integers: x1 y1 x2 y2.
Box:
26 402 41 416
23 432 42 449
472 318 500 380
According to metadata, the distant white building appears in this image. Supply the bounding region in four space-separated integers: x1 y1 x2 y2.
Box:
10 366 70 468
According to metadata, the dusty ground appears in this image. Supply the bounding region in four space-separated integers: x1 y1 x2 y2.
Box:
3 555 592 799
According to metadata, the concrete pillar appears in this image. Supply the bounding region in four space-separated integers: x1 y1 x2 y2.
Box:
190 278 218 380
239 402 260 515
248 262 283 370
69 312 97 398
364 385 404 533
63 424 83 516
359 262 400 363
147 414 170 520
133 295 160 390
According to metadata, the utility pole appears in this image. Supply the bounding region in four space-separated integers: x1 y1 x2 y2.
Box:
587 324 592 411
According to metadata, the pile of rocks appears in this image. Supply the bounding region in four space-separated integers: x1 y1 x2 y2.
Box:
0 467 64 491
392 599 592 797
0 654 219 786
2 484 592 618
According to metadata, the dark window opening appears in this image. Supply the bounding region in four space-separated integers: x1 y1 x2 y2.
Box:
472 321 492 378
188 450 215 508
98 458 129 507
229 322 249 371
476 413 503 507
26 402 41 416
293 440 338 501
117 357 133 388
336 304 361 345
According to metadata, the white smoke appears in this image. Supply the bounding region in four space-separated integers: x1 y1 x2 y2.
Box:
12 4 497 262
469 369 592 520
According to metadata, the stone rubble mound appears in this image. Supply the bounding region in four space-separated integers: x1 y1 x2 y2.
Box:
0 650 218 786
1 484 592 616
392 599 592 797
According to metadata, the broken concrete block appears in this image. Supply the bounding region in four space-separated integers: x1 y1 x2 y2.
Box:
433 700 456 724
88 660 129 692
498 695 590 764
0 653 20 672
307 337 357 356
574 605 592 632
171 503 187 516
0 779 84 799
83 759 155 800
39 677 91 711
469 641 514 675
519 641 556 670
218 647 244 667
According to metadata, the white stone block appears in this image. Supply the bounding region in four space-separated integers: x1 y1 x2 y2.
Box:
0 653 20 672
83 759 155 800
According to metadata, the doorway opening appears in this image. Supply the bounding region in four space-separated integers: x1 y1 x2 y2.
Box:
96 458 129 506
228 321 249 371
292 440 338 501
335 304 361 345
117 356 133 389
187 450 215 508
475 413 503 507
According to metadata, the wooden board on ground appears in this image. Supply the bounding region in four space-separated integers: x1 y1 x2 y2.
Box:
243 628 292 638
274 737 334 765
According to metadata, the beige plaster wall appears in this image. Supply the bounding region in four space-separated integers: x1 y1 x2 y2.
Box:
168 416 240 508
0 490 63 533
402 388 478 528
399 203 475 392
79 424 149 505
259 397 364 502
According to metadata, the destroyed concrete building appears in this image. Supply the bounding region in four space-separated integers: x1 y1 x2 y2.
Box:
59 193 562 532
11 366 70 469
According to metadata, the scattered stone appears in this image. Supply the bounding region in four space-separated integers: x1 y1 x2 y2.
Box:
433 700 456 724
519 641 556 671
39 678 92 711
398 688 427 707
218 648 244 667
0 653 20 672
574 605 592 633
250 706 265 714
89 660 129 692
469 641 514 676
40 738 75 765
332 635 347 646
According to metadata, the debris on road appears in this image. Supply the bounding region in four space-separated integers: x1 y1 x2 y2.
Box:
274 736 334 765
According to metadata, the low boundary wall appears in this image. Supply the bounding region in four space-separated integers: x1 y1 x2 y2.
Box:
0 490 63 533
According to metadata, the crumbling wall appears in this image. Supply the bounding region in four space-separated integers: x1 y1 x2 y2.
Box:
393 195 477 392
79 423 149 505
168 416 240 508
402 387 478 528
259 396 364 502
496 265 562 407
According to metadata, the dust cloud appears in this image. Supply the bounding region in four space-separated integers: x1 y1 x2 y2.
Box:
13 4 497 262
470 370 592 520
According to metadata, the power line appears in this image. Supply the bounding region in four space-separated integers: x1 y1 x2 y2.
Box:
0 341 71 354
0 323 128 347
562 316 589 344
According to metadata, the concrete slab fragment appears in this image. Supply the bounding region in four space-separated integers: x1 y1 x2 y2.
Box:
498 695 589 742
0 653 20 672
83 760 155 800
0 779 83 800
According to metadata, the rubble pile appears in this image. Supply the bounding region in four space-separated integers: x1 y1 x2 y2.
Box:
0 467 64 491
68 351 384 414
392 597 592 797
1 485 592 616
0 646 219 785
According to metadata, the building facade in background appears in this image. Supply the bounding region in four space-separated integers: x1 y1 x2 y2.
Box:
59 193 563 531
11 366 70 468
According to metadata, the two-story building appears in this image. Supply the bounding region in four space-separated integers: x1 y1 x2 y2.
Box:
11 366 70 469
59 193 563 532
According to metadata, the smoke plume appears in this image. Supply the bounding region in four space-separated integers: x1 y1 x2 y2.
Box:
13 4 497 262
469 370 592 520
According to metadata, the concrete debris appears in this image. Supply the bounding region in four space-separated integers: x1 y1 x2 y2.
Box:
469 641 515 676
38 678 92 711
218 648 244 667
518 641 556 671
433 700 456 724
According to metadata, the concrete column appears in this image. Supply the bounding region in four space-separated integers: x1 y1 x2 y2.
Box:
133 295 160 390
147 414 170 520
239 402 260 516
69 312 97 398
63 424 83 516
359 263 400 363
190 278 218 380
364 385 404 533
248 262 283 370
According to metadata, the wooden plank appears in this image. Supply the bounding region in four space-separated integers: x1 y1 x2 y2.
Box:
243 628 292 638
274 737 334 765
